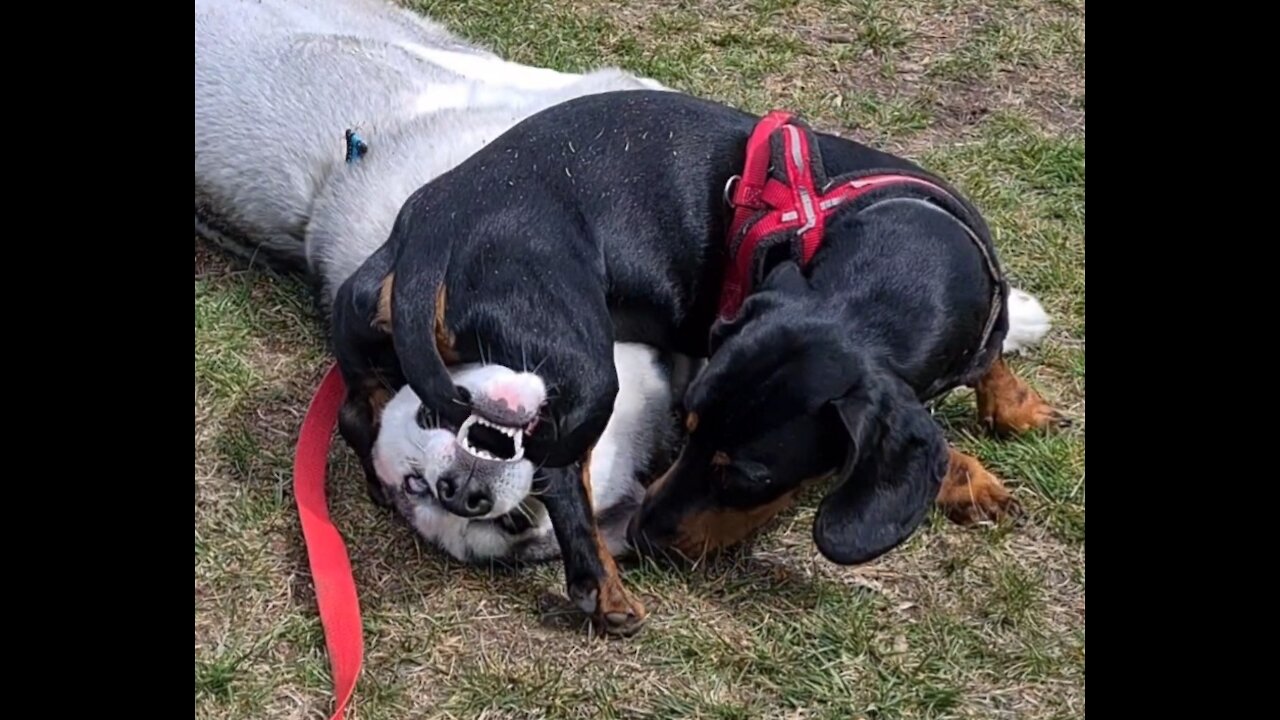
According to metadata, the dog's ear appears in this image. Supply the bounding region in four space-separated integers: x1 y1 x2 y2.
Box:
709 261 810 353
387 209 462 411
812 367 948 565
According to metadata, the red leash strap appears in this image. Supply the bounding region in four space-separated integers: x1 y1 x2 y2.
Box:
293 363 363 720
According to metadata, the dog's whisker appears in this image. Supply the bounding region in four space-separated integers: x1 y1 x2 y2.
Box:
531 354 550 377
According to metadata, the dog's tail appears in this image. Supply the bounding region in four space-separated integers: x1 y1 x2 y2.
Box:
1003 288 1052 354
195 209 309 275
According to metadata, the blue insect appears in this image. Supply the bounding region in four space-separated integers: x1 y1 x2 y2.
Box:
345 128 369 164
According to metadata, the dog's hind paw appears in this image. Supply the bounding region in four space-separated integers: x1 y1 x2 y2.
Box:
976 358 1071 435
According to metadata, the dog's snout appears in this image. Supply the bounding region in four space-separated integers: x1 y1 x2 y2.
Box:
464 490 493 515
436 471 494 518
437 473 458 501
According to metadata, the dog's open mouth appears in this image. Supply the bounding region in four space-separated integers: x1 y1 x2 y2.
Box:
458 414 525 462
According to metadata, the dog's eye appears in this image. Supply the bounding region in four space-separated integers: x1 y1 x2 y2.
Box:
415 406 436 430
404 473 431 497
455 385 473 404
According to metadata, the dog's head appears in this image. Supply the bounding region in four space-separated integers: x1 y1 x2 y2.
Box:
628 262 948 565
374 363 548 520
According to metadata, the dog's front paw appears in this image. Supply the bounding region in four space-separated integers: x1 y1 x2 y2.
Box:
937 450 1019 525
569 577 648 637
975 359 1071 435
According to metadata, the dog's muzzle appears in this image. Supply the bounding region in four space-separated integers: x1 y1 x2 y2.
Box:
457 413 526 462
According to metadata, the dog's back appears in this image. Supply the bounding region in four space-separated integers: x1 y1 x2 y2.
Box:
195 0 486 268
196 0 665 301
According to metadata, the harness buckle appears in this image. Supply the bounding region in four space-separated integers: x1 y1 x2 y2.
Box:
723 174 741 208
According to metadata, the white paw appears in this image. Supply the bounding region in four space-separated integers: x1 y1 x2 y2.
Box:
1003 288 1052 354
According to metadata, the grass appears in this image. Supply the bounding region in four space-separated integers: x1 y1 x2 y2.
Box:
194 1 1085 717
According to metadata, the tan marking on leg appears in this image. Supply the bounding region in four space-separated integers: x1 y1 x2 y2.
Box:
373 273 394 334
580 446 647 634
434 283 459 364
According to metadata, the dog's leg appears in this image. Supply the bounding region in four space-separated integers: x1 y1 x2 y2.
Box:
936 447 1018 524
974 357 1069 434
338 379 394 508
540 454 647 637
332 247 404 508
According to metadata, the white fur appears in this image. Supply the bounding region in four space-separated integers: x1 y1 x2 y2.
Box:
195 0 672 303
394 42 583 90
374 363 545 520
374 343 673 564
1003 288 1052 354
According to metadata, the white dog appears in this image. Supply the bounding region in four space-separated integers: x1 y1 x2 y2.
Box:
373 343 687 564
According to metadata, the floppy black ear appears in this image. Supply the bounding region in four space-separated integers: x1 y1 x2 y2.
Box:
812 368 948 565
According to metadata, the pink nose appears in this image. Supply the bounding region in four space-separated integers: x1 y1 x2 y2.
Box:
488 384 523 411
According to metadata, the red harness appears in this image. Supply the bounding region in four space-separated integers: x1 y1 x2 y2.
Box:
720 110 966 321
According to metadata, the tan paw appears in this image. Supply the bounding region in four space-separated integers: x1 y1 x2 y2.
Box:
937 449 1019 525
595 577 648 637
975 358 1070 435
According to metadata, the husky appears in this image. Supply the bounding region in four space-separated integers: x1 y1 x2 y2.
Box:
195 0 680 564
373 342 686 564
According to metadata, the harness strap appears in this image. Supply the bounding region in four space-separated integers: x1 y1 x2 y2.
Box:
717 111 1006 379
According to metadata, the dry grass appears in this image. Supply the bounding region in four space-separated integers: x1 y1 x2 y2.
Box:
195 1 1085 717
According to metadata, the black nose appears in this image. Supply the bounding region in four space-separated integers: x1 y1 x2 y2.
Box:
436 472 494 518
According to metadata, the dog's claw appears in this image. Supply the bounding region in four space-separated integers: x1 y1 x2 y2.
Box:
576 577 648 637
601 609 647 636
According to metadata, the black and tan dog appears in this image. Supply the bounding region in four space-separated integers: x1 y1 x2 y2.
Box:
333 90 1065 635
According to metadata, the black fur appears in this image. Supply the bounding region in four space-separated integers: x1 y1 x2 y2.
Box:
334 90 1010 582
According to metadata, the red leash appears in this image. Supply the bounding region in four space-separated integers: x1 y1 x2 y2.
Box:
293 363 363 720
